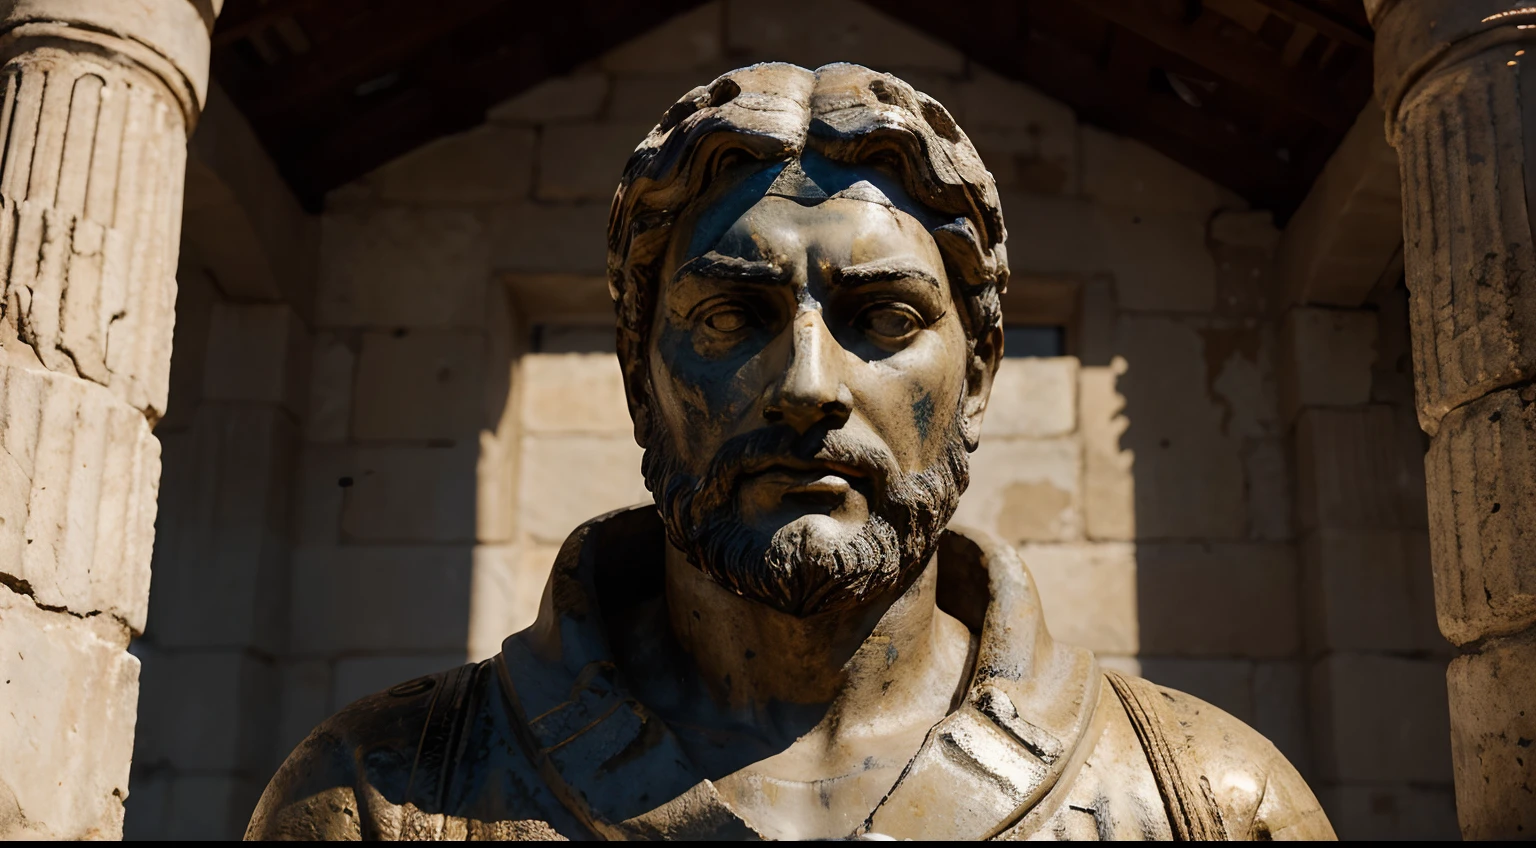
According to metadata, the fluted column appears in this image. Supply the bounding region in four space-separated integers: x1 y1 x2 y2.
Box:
1369 0 1536 838
0 0 215 839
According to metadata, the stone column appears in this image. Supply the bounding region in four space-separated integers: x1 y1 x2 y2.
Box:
1369 0 1536 838
0 0 215 839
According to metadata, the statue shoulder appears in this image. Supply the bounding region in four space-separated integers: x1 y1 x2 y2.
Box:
1113 676 1336 841
244 669 447 840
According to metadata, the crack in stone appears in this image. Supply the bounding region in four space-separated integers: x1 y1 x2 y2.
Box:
0 571 101 621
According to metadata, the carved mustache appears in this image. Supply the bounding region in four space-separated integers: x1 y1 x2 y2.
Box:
685 426 897 515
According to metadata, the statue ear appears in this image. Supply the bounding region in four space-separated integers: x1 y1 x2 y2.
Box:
960 323 1003 451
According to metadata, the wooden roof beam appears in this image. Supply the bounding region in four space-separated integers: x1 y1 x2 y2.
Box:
230 0 506 118
1248 0 1374 47
1072 0 1358 129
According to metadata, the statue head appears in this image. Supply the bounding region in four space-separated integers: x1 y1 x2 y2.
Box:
607 63 1008 617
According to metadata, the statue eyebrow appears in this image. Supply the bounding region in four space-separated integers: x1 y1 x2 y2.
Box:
672 252 790 285
835 260 941 289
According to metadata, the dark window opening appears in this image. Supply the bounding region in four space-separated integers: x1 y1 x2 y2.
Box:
531 322 613 354
1002 325 1066 358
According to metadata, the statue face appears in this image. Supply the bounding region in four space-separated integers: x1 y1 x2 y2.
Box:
642 157 987 616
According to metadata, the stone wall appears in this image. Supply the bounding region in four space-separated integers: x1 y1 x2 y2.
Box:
126 0 1454 839
125 83 318 838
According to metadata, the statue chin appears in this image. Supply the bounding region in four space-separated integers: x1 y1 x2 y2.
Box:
692 510 911 616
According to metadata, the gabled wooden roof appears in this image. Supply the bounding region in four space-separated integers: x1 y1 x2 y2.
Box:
212 0 1373 218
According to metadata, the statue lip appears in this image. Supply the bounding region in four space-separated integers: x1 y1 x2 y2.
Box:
740 455 871 482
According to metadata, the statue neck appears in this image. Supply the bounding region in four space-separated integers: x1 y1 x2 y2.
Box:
662 543 960 715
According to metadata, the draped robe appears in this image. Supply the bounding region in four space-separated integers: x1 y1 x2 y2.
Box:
246 506 1334 841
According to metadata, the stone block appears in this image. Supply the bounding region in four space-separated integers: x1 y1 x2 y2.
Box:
1016 542 1137 655
520 352 631 434
1367 281 1411 389
1424 387 1536 645
160 774 267 840
1244 438 1292 541
1102 210 1217 313
1405 528 1452 657
147 404 296 653
1446 632 1536 840
1081 125 1234 215
1309 653 1451 784
121 770 168 841
958 68 1074 133
1278 307 1377 423
304 333 354 443
338 444 479 543
0 364 160 630
994 194 1110 275
132 648 277 773
478 284 519 547
959 69 1076 195
610 73 718 122
162 263 220 431
1076 278 1117 366
1136 543 1300 658
1080 360 1134 541
1295 406 1423 536
983 356 1077 438
126 771 263 841
202 303 310 415
1208 209 1280 253
477 426 518 546
289 546 474 655
967 122 1076 196
275 659 332 763
0 589 136 840
1206 324 1278 440
536 121 657 202
351 330 487 442
1211 240 1278 318
318 207 488 329
189 87 320 322
468 544 560 660
1318 784 1458 841
489 202 609 274
488 72 609 124
293 444 351 546
518 434 650 544
504 272 612 319
600 3 724 72
724 0 964 73
331 653 468 710
1300 529 1439 655
953 436 1081 544
353 126 535 204
1113 316 1248 540
1276 102 1403 310
1252 661 1310 778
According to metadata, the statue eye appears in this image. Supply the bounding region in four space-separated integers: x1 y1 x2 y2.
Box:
861 305 922 340
703 307 749 333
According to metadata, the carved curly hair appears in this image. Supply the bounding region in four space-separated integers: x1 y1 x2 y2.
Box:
606 62 1009 442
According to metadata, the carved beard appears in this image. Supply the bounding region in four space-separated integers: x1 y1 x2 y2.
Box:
642 413 970 617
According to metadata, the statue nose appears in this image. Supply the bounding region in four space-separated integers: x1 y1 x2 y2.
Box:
764 312 851 433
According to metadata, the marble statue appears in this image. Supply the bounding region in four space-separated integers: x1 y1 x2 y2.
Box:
246 63 1335 841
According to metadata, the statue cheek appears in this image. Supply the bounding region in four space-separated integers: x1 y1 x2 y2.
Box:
654 323 757 426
